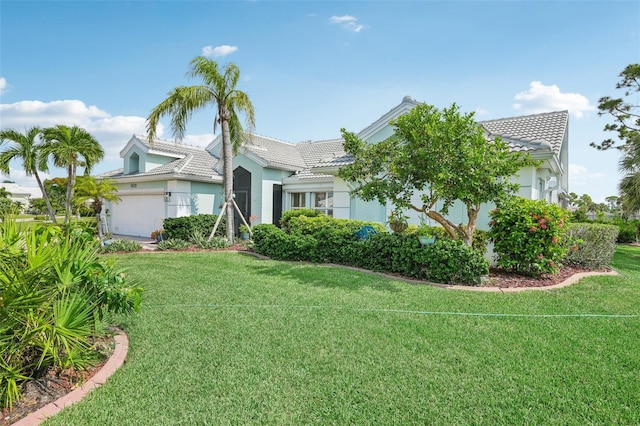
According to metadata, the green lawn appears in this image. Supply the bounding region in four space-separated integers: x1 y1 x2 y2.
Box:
45 246 640 425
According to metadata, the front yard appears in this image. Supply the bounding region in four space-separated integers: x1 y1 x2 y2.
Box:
44 246 640 425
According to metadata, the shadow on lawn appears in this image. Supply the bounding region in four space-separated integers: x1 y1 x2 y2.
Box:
240 253 400 293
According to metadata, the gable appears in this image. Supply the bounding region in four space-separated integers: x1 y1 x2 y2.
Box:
357 95 419 143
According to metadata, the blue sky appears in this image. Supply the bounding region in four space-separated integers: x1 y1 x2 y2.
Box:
1 0 638 203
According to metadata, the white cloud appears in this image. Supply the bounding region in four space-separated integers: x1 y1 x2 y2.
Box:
569 163 607 187
0 99 160 174
182 133 215 147
0 77 7 95
329 15 366 32
474 107 489 117
513 81 595 118
202 45 238 58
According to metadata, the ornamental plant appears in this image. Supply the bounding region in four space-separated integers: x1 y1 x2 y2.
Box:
489 197 568 276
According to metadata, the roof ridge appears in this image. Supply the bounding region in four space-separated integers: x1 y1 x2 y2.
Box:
479 110 569 124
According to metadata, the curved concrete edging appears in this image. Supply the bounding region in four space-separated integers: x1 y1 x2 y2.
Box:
13 329 129 426
243 252 620 292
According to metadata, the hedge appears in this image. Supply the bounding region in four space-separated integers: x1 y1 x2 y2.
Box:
163 214 225 241
564 222 619 268
252 217 488 285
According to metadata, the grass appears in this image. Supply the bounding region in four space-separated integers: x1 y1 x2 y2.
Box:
44 246 640 425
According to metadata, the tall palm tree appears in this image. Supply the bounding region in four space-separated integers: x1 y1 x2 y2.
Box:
147 56 255 242
42 125 104 224
0 127 58 223
619 133 640 215
74 176 121 241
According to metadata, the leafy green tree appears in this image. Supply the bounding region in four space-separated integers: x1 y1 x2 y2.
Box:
339 103 537 246
28 198 48 215
0 127 58 222
147 56 255 242
73 176 121 240
42 125 104 224
43 177 67 215
591 64 640 214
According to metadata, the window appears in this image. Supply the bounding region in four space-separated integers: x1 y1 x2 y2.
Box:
291 192 306 209
314 191 333 216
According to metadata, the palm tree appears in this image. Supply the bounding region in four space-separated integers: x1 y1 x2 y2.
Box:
147 56 255 242
619 133 640 215
74 176 121 241
0 127 58 223
42 125 104 224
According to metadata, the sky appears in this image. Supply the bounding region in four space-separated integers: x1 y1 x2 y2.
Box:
1 0 638 203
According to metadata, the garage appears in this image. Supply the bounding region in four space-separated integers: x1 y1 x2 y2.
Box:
109 191 166 238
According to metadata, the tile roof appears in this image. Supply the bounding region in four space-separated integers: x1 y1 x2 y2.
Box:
241 134 306 170
104 106 569 183
479 110 568 155
109 135 219 179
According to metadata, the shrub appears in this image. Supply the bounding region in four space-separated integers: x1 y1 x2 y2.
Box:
156 238 191 251
279 208 324 231
252 221 488 285
252 224 316 261
190 231 231 249
489 197 568 276
100 239 142 253
614 220 639 243
163 214 224 241
564 223 619 268
405 225 489 254
0 218 142 408
418 239 489 285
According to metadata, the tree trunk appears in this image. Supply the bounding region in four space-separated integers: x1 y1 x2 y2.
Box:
221 117 235 243
34 171 57 224
424 209 474 246
65 162 75 224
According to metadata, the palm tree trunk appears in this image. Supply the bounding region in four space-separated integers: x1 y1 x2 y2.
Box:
65 163 75 224
221 118 235 243
33 172 57 224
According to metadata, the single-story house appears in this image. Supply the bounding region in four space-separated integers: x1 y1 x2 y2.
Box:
0 182 43 208
102 96 568 238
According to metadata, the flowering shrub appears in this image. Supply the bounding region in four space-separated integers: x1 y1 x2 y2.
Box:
489 197 568 276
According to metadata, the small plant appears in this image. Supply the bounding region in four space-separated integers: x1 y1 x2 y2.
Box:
190 231 231 249
156 238 191 251
99 239 142 253
150 229 166 241
239 224 250 234
387 209 409 233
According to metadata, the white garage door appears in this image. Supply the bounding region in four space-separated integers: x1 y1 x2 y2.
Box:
110 194 166 238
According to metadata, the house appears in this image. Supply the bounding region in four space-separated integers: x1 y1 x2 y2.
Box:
103 96 568 238
0 182 42 208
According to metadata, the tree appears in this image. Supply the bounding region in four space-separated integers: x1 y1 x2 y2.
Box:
591 64 640 214
42 125 104 224
0 127 58 223
619 134 640 214
43 177 67 215
146 56 255 242
338 102 537 246
73 176 121 241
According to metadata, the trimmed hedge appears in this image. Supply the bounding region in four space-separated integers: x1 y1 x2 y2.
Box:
564 222 619 268
252 217 489 285
163 214 225 241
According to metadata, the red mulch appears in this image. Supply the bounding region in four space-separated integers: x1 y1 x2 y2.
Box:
2 335 114 426
483 265 610 288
